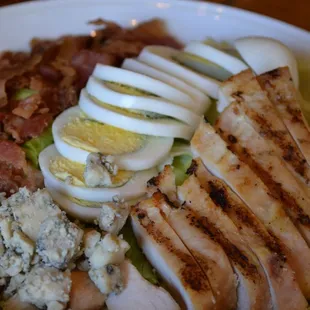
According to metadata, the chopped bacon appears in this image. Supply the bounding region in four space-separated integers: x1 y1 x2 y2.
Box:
12 93 41 119
0 54 42 108
0 142 43 196
3 113 52 143
0 18 181 194
24 164 44 192
0 140 27 171
71 50 121 88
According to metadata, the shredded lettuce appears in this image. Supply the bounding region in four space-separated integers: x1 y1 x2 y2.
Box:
173 154 193 186
120 219 160 285
13 88 38 101
205 98 219 125
22 126 54 168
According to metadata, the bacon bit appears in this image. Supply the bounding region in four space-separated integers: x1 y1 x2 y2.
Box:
88 18 119 27
0 54 42 108
12 102 39 119
71 50 121 88
57 36 90 62
12 93 41 119
0 80 6 108
30 76 44 91
23 164 44 192
39 64 62 82
99 40 146 59
0 140 27 172
38 108 50 114
3 113 52 143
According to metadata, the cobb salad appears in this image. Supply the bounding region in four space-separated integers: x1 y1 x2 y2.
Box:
0 14 310 310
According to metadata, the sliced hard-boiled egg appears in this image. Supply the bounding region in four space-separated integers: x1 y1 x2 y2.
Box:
92 65 194 108
86 77 200 127
138 46 221 99
39 145 157 202
79 90 194 140
122 58 210 114
173 52 232 81
49 155 133 188
46 183 101 222
170 141 192 157
53 106 173 170
235 36 299 87
182 42 248 75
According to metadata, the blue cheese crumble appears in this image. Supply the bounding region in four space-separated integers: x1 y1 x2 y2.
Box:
36 215 83 269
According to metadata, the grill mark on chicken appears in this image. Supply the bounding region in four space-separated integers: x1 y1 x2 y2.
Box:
132 205 209 293
237 147 310 226
179 206 260 282
242 110 307 179
206 180 286 261
231 91 244 103
221 126 310 227
257 67 310 174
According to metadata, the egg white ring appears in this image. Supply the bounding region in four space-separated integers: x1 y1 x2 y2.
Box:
93 64 194 108
122 58 211 114
39 145 157 202
86 77 200 127
235 37 299 87
53 106 174 170
138 45 220 99
184 42 248 74
45 182 101 222
79 90 194 140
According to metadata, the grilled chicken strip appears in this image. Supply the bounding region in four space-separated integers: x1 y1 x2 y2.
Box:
220 69 310 190
107 260 180 310
148 167 237 310
177 174 271 310
191 120 310 299
147 165 178 204
258 67 310 165
216 102 310 245
131 198 216 310
192 158 307 310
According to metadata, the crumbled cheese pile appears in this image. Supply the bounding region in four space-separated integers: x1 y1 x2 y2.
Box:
0 188 131 309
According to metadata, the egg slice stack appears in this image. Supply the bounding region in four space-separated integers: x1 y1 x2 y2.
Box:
40 37 283 222
38 61 212 221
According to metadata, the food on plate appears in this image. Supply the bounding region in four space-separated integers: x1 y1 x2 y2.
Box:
235 36 299 87
258 67 310 165
39 144 156 203
182 42 248 75
193 158 308 310
106 260 180 310
122 58 210 113
147 167 237 310
2 11 310 309
218 69 310 243
218 69 310 189
191 120 310 300
0 18 183 196
131 197 215 310
138 46 220 99
52 106 173 169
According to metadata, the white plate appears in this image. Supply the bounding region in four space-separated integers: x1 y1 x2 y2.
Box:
1 0 310 96
0 0 309 55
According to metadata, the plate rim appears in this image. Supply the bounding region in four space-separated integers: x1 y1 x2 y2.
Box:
1 0 310 40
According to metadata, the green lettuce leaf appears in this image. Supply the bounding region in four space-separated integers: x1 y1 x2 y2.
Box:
120 219 160 285
13 88 38 101
205 98 219 125
173 154 193 186
22 126 54 168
